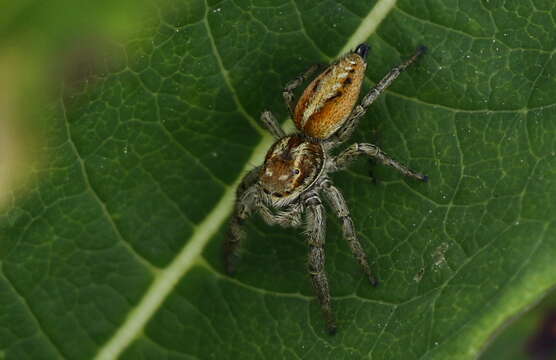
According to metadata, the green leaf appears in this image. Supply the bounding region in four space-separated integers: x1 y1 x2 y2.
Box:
2 0 556 359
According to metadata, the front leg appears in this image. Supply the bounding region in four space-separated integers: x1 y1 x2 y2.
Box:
224 167 261 275
282 64 320 116
304 195 336 334
332 143 428 182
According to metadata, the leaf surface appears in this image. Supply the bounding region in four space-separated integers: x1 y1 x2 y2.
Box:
1 0 556 359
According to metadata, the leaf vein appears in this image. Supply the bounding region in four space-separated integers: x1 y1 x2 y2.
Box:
202 0 265 136
0 272 67 359
60 98 158 272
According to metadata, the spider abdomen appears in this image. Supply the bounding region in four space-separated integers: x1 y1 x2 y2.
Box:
293 49 367 139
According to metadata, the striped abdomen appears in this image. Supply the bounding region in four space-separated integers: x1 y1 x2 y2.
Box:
294 50 367 139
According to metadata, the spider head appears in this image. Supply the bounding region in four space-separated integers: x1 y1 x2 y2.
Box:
260 135 324 207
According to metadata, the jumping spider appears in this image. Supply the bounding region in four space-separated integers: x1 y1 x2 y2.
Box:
225 43 428 334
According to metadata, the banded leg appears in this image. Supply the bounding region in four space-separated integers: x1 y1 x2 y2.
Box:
322 180 378 286
304 196 336 334
333 143 428 182
224 167 261 275
283 64 320 115
346 46 427 127
260 110 285 139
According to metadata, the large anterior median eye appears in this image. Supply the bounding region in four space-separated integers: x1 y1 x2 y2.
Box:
293 169 300 175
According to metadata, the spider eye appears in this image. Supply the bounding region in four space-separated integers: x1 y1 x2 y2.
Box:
293 169 300 175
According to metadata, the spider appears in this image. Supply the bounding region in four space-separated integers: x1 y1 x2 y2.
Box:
224 43 428 334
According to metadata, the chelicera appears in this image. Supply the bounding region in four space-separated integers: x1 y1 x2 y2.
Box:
225 43 428 334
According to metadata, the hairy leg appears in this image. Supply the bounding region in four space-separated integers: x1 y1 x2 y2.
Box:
224 167 261 275
322 180 378 285
260 110 285 139
304 195 336 334
332 143 428 181
282 64 320 116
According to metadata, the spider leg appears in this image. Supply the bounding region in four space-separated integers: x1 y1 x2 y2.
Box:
224 167 261 275
282 64 320 116
260 110 285 139
330 46 427 146
322 179 378 286
304 195 336 334
332 143 428 182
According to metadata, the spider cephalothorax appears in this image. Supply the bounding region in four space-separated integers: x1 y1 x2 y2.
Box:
260 135 324 207
225 43 428 334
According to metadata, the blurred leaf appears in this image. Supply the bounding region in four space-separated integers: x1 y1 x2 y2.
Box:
480 289 556 360
0 0 150 131
0 0 147 47
1 0 556 359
